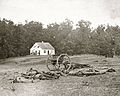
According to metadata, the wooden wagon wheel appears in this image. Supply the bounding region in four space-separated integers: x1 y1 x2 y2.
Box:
56 54 71 72
46 55 59 71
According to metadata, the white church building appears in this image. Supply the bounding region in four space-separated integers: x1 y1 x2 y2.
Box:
30 42 55 55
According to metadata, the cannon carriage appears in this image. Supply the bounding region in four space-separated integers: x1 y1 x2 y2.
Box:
46 54 72 72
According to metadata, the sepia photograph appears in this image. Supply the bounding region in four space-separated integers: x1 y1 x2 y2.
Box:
0 0 120 96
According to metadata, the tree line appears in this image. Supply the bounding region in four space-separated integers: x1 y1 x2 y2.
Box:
0 18 120 59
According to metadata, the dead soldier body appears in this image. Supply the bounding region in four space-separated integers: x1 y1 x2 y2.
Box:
13 68 60 83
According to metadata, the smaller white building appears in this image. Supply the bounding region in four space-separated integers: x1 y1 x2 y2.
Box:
30 42 55 55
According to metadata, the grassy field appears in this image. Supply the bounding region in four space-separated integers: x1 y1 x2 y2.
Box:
0 54 120 96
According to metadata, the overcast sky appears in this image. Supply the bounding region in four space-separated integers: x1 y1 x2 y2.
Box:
0 0 120 27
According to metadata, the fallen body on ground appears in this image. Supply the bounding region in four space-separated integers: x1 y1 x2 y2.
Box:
11 64 116 83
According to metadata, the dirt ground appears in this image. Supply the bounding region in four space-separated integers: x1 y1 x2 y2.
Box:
0 54 120 96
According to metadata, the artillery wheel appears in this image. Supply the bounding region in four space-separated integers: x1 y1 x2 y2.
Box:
56 54 71 72
46 55 59 71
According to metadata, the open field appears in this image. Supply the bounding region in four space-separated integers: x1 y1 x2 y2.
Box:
0 54 120 96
